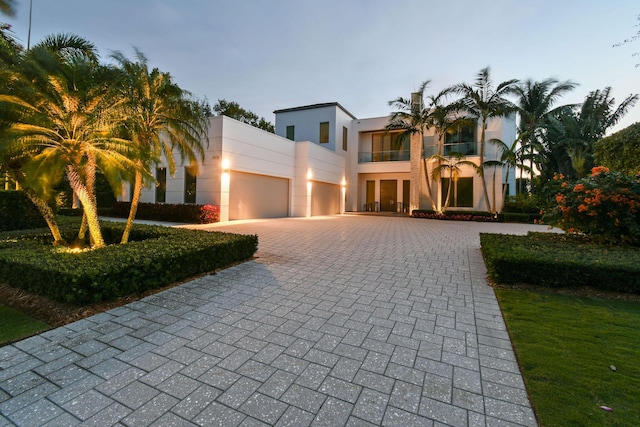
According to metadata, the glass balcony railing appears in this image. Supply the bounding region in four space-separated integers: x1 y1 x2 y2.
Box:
358 150 411 163
424 142 478 157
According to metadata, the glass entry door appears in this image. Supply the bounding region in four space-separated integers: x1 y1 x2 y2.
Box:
380 180 397 212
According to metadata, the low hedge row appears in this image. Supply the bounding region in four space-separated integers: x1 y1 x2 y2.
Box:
0 190 47 231
412 210 541 224
412 210 499 222
480 232 640 293
0 221 258 304
110 202 220 224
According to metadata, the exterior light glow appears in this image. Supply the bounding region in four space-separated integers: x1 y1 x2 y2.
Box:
222 159 230 174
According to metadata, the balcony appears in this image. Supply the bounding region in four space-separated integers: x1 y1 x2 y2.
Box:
358 150 411 163
423 142 478 158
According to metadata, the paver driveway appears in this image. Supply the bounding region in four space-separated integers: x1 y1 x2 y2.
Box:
0 215 543 426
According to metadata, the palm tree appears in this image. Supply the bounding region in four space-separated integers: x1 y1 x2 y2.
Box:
387 81 456 211
453 67 519 213
539 88 638 181
0 35 134 248
488 137 532 212
430 152 479 212
512 78 577 184
111 50 208 244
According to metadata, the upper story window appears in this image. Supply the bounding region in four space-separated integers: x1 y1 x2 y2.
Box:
445 121 477 155
370 131 409 162
319 122 329 143
286 125 295 141
342 126 348 151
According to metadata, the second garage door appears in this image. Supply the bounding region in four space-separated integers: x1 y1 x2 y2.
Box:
311 181 340 216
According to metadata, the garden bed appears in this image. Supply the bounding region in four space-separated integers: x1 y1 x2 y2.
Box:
0 221 258 305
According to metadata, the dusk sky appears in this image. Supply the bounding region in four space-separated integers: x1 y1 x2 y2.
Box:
5 0 640 132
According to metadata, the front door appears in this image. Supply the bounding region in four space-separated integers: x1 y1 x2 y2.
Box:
380 180 397 212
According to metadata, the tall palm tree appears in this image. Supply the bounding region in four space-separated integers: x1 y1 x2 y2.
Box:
453 67 519 213
488 137 532 212
512 78 577 183
387 81 455 211
430 152 479 212
111 50 208 244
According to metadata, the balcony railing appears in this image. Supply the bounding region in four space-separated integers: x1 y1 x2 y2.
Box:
358 150 410 163
424 142 478 157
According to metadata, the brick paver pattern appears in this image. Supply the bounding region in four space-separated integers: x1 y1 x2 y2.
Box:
0 216 541 426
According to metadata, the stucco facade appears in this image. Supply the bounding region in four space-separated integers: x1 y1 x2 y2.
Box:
133 102 517 222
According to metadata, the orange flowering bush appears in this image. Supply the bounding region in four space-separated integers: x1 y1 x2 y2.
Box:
543 167 640 245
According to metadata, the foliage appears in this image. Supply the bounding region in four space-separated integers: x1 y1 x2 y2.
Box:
613 13 640 67
502 193 542 214
0 304 50 346
0 190 47 231
543 167 640 245
594 122 640 175
111 202 219 224
538 88 638 182
480 232 640 292
213 99 274 133
497 288 640 426
0 221 257 304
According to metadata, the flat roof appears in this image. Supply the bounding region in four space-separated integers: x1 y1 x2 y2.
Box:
273 102 357 120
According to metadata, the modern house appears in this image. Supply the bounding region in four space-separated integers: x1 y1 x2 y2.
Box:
134 101 517 221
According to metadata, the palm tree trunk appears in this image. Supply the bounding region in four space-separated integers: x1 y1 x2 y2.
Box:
501 167 510 214
22 189 65 245
443 174 453 212
422 157 437 211
479 120 492 212
121 165 143 244
77 154 97 244
66 165 105 249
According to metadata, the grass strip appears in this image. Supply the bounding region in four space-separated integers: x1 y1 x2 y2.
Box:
0 304 50 346
496 289 640 426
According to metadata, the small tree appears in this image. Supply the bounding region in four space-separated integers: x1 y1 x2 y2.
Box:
594 122 640 175
213 99 274 133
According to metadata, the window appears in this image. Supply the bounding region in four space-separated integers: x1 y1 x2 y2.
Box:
342 126 348 151
319 122 329 143
370 131 409 162
441 177 473 207
445 121 476 155
286 125 295 141
184 166 197 204
155 167 167 203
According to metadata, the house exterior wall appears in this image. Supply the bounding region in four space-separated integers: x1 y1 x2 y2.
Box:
133 103 517 222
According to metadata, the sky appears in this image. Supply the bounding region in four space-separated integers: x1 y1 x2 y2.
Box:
4 0 640 133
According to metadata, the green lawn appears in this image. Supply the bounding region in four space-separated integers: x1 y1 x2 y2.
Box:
496 289 640 427
0 304 50 346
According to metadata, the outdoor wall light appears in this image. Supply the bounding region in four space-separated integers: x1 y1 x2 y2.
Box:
341 178 346 187
307 169 313 181
222 159 230 174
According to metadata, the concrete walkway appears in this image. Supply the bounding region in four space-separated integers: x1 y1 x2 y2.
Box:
0 216 542 426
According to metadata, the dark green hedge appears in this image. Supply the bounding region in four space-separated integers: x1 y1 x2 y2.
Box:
480 232 640 293
111 202 219 223
0 190 47 231
0 221 257 304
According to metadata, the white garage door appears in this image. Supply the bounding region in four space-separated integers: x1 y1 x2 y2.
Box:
311 181 340 216
229 171 289 220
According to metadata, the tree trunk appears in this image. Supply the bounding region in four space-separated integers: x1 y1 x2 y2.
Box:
121 165 143 244
422 157 437 211
479 119 492 213
66 165 105 249
501 167 510 214
22 189 65 245
443 172 453 212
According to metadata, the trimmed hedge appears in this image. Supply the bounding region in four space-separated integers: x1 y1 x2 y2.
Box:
480 232 640 293
0 190 47 231
111 202 220 223
0 221 257 304
412 210 499 222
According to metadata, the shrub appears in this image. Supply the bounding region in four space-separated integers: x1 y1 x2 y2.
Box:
480 232 640 293
111 202 220 224
0 221 257 304
412 210 498 222
0 190 47 231
542 167 640 245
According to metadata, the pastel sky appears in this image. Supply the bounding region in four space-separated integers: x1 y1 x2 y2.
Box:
5 0 640 132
